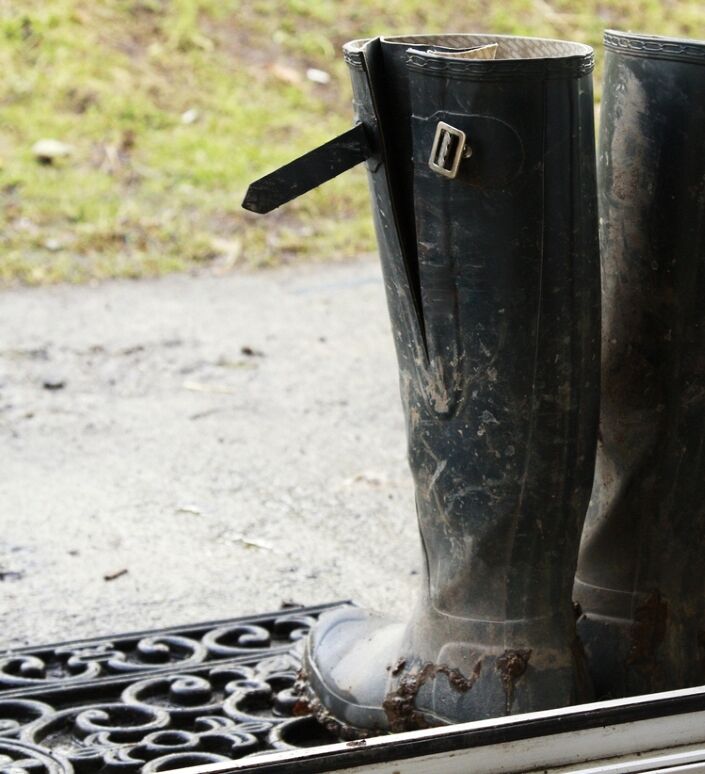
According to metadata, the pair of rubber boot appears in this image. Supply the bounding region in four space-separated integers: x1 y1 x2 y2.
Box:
243 30 705 735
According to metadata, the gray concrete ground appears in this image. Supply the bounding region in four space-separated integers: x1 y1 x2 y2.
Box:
0 258 421 650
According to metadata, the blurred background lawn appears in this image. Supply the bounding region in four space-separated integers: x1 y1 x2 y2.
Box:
0 0 702 285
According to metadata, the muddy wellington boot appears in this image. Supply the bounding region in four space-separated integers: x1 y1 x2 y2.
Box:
574 30 705 700
243 34 600 734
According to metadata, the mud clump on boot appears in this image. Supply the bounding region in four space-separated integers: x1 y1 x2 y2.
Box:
383 661 482 732
389 658 407 677
295 667 376 742
496 649 532 713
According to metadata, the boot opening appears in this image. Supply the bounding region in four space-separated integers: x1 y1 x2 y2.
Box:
346 34 592 61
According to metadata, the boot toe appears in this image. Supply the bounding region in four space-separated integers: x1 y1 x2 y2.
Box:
304 606 404 734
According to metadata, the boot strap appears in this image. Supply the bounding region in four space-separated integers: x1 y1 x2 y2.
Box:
241 123 373 214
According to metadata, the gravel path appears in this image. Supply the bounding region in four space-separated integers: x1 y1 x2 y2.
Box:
0 259 420 649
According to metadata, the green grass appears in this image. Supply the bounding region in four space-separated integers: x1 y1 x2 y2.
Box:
0 0 702 284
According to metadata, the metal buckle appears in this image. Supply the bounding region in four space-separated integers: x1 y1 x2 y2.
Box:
428 121 471 179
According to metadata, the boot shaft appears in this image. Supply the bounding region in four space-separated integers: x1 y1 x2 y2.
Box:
580 29 705 600
345 35 601 622
576 29 705 696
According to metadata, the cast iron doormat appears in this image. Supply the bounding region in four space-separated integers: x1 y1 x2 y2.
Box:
0 603 347 773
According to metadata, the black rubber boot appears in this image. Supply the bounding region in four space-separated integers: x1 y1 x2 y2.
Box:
244 34 600 734
574 30 705 700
